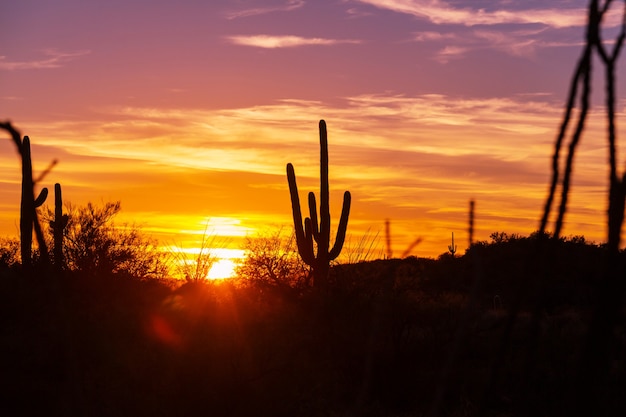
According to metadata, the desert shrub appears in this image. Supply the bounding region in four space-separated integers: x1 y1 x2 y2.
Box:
0 237 20 268
42 201 169 279
236 228 310 292
168 224 221 282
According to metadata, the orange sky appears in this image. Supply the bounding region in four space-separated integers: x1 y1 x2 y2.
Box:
1 1 625 261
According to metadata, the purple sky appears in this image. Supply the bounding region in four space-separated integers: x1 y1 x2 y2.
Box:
1 0 625 260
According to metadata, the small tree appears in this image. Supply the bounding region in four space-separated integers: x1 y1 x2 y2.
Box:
43 201 168 279
236 228 311 291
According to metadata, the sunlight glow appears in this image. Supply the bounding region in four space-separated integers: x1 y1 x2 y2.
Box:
207 258 238 280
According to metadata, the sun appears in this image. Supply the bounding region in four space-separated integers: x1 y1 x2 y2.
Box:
207 258 237 280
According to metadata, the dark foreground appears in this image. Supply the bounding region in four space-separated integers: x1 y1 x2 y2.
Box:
1 237 625 417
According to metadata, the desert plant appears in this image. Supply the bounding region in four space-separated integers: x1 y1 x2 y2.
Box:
468 199 475 248
0 237 20 268
0 122 53 269
169 221 219 281
43 201 168 278
50 183 68 270
448 232 457 256
537 1 625 414
286 120 351 288
236 227 311 290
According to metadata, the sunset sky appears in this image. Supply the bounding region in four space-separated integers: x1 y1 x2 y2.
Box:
1 0 625 265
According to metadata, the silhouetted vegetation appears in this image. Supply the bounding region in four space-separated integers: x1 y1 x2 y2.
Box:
287 119 351 289
236 228 310 292
2 3 625 416
539 1 626 415
0 121 54 272
1 228 625 416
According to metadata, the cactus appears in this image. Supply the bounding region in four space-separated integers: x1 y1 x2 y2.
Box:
50 183 68 270
468 199 475 248
286 120 351 288
448 232 457 256
20 136 50 268
385 219 392 259
1 122 52 270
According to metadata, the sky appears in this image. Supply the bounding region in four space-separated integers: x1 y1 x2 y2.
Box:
1 0 625 265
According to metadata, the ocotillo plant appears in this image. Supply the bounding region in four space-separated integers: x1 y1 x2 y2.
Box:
385 218 423 258
448 232 457 256
51 183 68 270
0 122 50 268
537 2 626 414
287 120 351 288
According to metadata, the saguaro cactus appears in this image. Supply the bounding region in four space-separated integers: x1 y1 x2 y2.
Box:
22 136 50 266
468 199 475 248
448 232 457 256
1 122 50 268
51 183 68 270
286 120 351 288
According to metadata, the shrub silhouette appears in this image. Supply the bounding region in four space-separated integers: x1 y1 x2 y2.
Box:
236 227 310 291
42 201 168 278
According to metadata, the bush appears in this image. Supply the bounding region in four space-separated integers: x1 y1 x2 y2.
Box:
236 228 311 291
42 201 169 279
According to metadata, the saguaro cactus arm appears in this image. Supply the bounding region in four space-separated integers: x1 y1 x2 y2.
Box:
287 163 315 265
329 190 351 260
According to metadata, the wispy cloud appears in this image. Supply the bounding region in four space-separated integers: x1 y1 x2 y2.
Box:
355 0 587 28
0 49 90 71
22 93 594 178
434 45 469 63
13 92 615 256
413 27 582 61
412 31 457 42
224 0 305 19
225 35 361 48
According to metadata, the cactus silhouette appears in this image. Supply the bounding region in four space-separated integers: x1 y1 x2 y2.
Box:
286 120 351 288
51 183 68 270
1 122 50 269
448 232 457 256
468 199 475 248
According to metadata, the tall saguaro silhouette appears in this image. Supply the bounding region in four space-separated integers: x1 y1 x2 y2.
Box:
287 120 351 288
0 122 51 270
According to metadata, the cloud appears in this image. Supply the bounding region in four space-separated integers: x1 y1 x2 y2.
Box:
0 49 91 71
412 31 457 41
434 45 469 63
355 0 587 28
413 26 582 61
12 92 615 256
20 93 598 181
225 34 361 48
224 0 305 19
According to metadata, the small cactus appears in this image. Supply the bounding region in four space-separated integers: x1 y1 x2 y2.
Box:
468 199 475 248
50 183 68 270
287 120 351 288
448 232 457 256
